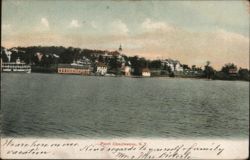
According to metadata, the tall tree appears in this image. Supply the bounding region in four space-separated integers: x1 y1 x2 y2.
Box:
204 61 214 79
1 47 9 62
238 68 249 81
150 60 162 69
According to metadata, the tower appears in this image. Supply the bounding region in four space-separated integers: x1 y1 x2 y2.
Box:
118 44 122 52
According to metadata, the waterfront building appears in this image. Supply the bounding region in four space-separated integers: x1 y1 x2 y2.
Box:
58 63 90 75
161 59 183 72
142 68 151 77
36 52 44 62
174 61 183 72
96 62 107 76
229 68 237 77
122 66 131 76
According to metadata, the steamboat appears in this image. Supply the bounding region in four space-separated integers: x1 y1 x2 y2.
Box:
1 58 31 73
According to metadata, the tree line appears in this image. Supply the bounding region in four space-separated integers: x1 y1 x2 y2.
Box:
1 46 249 81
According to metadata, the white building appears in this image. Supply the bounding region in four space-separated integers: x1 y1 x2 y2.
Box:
36 52 44 62
124 66 131 76
161 59 183 72
142 68 151 77
175 61 183 72
96 62 107 76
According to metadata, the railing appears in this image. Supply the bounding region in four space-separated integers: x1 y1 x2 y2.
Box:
2 63 31 69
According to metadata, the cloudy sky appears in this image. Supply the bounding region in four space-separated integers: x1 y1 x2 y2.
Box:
2 0 249 69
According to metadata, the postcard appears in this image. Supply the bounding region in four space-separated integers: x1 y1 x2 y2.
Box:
1 0 249 159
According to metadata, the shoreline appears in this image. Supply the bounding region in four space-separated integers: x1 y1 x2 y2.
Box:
1 72 249 82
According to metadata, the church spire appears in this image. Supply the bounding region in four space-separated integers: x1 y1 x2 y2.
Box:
118 44 122 52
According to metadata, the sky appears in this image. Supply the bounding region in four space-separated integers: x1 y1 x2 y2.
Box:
2 0 250 69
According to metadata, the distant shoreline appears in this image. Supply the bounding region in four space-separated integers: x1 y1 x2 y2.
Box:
1 72 249 82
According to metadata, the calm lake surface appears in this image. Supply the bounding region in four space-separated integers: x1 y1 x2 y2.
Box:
1 73 249 138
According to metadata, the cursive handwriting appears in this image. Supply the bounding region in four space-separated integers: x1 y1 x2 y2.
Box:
1 139 226 159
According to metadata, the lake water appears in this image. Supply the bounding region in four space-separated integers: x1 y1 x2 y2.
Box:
1 73 249 138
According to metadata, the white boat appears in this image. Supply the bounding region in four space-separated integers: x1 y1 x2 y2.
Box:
1 58 31 73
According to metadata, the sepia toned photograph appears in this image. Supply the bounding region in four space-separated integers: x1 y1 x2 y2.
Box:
1 0 249 159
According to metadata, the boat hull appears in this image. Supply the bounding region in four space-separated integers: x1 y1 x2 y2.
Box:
1 62 31 73
2 69 31 73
